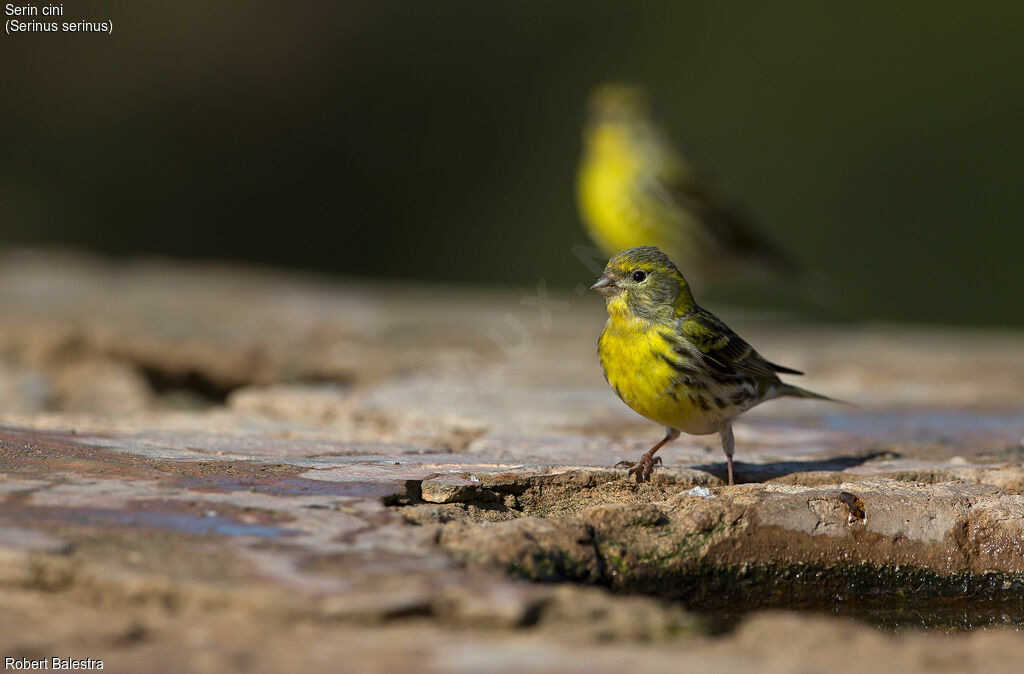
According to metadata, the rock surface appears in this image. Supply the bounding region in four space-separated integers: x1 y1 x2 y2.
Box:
1 250 1023 672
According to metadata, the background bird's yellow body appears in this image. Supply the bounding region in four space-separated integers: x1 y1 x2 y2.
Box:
577 118 701 267
576 126 639 253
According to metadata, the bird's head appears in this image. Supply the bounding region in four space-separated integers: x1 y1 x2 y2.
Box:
591 246 695 320
587 83 650 123
583 83 656 156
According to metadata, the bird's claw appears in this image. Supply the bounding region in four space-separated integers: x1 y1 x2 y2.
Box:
616 455 662 483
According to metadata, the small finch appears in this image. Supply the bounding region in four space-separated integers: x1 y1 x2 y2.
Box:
593 246 834 485
577 83 795 288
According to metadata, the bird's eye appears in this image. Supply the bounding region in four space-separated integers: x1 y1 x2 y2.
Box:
632 270 647 283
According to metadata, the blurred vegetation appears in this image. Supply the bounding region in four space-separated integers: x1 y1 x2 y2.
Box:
2 1 1023 326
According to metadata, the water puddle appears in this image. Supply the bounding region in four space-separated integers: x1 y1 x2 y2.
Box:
695 597 1024 633
646 564 1024 633
177 474 410 499
7 506 297 539
818 410 1023 442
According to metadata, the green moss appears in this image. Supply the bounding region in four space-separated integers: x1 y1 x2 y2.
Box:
504 550 597 583
620 561 1024 609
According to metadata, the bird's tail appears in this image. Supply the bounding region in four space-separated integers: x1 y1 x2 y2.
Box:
776 384 852 406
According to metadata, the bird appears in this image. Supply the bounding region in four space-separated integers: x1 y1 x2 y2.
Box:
592 246 834 485
577 83 796 288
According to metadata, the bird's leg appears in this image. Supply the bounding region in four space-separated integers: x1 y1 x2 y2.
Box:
616 428 680 483
720 422 735 486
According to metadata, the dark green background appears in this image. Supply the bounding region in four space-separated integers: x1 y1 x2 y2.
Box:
3 2 1023 326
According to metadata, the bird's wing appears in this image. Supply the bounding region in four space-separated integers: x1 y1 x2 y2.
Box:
640 163 797 273
680 309 787 381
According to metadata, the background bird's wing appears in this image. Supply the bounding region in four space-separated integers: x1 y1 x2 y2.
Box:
681 309 793 381
640 162 798 273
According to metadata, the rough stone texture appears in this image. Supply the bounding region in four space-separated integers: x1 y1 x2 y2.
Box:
1 250 1024 672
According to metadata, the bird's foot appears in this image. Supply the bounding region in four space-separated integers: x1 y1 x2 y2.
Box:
614 455 662 483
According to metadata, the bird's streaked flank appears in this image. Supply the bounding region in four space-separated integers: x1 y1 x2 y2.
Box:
593 246 834 485
577 83 795 287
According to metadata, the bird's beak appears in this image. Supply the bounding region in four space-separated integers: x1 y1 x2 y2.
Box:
590 274 622 297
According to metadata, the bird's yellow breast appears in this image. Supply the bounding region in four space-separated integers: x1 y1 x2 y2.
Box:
598 303 719 434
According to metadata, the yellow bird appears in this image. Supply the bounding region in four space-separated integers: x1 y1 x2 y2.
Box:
593 246 834 485
577 83 795 287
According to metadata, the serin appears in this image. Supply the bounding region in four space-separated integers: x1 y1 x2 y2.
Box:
593 246 834 485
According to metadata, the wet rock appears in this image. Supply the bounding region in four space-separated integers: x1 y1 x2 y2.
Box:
227 383 352 423
0 364 51 414
51 358 153 414
0 251 1023 671
436 479 1024 605
535 584 702 641
441 518 603 583
421 475 486 504
433 581 548 628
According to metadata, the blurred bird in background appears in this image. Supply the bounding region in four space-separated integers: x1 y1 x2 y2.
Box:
577 83 797 289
